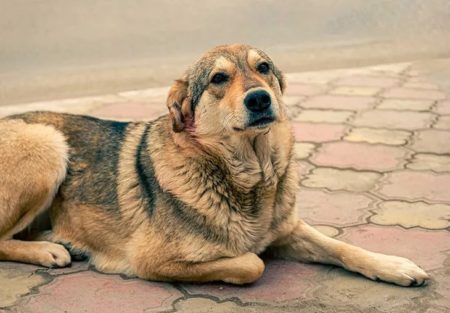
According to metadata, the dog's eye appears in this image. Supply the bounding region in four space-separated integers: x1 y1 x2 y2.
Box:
257 62 270 74
211 73 228 84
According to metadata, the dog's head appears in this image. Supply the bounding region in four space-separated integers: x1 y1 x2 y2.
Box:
167 44 286 137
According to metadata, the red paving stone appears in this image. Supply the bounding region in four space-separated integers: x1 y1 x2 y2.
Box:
182 260 322 303
292 122 347 142
338 225 450 271
17 271 182 313
311 142 408 171
297 189 374 226
377 170 450 203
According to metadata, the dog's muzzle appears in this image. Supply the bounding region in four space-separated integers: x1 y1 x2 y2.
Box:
244 90 275 128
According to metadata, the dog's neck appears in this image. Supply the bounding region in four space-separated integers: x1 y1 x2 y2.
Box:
172 121 293 191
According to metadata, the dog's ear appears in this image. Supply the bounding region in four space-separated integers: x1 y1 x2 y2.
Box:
272 65 286 94
167 78 190 132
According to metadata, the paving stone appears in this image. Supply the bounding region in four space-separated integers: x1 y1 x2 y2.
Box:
17 271 182 313
370 201 450 230
338 224 450 271
383 88 446 100
334 75 400 88
411 129 450 154
377 99 433 111
403 82 440 90
297 189 373 226
0 263 48 308
45 261 90 276
427 254 450 311
314 225 340 238
345 127 410 145
90 101 167 120
434 100 450 114
330 86 381 96
311 142 408 171
182 260 321 303
377 170 450 203
302 168 381 192
310 267 428 313
369 63 411 74
298 161 315 178
283 95 304 106
434 115 450 130
292 122 347 142
352 110 434 129
293 143 315 159
294 110 353 123
285 83 325 96
300 95 374 111
407 154 450 172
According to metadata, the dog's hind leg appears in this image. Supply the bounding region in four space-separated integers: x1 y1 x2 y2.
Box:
0 120 71 267
135 252 265 284
268 219 430 287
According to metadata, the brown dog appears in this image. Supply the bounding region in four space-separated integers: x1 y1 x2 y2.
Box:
0 44 429 286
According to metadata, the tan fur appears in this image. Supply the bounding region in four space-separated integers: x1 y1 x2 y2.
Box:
0 45 429 287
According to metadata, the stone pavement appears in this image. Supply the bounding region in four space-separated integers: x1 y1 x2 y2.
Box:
1 63 450 313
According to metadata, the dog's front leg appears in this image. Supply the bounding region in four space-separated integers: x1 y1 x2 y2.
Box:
136 252 265 284
269 219 429 287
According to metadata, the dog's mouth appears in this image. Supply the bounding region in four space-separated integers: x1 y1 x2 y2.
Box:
233 115 276 132
248 116 275 128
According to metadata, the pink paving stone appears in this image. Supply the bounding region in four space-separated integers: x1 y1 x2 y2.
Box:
382 88 446 100
285 83 325 96
292 122 347 142
411 129 450 154
18 271 182 313
376 170 450 203
182 260 322 303
90 101 167 120
297 189 374 227
434 100 450 114
311 142 408 171
338 224 450 271
300 95 374 111
334 75 400 87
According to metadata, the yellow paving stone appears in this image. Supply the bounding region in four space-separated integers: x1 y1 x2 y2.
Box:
314 225 340 237
371 201 450 229
407 154 450 172
377 99 433 111
293 143 315 159
345 127 410 145
294 110 353 123
330 86 381 96
302 168 381 192
0 266 48 307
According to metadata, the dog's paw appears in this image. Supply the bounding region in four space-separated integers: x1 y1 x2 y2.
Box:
35 242 72 268
361 252 430 287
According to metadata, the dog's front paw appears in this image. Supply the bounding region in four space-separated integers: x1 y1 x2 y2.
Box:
360 252 430 287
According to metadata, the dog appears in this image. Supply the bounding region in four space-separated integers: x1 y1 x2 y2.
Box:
0 44 429 286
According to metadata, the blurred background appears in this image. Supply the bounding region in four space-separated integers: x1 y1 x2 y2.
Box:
1 0 450 105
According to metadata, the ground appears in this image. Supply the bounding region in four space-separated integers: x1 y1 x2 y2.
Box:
0 63 449 313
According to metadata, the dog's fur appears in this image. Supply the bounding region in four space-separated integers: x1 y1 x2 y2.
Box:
0 44 429 286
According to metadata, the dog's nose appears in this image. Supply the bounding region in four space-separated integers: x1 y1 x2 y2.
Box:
244 90 271 113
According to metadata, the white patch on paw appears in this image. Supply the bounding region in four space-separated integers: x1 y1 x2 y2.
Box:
361 252 430 287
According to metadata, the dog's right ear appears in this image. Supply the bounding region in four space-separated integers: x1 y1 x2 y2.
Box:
167 78 190 132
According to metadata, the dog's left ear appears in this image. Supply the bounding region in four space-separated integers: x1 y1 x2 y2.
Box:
166 78 191 132
272 65 286 94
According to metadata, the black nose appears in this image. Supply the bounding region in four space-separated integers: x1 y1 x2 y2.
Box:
244 90 271 113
